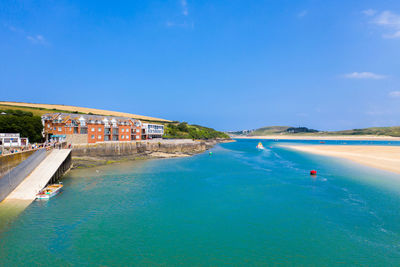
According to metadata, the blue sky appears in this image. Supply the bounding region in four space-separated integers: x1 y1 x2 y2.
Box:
1 0 400 131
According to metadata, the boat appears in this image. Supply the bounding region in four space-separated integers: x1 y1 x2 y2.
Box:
36 183 63 200
256 142 265 150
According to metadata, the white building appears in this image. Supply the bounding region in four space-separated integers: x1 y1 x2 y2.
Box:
0 133 29 147
142 123 164 139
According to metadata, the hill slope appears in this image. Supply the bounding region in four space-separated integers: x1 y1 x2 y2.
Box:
164 122 229 139
0 101 170 122
326 127 400 137
241 125 400 137
248 126 291 136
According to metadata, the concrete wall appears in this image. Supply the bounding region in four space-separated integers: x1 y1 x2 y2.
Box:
0 149 48 202
71 140 214 158
66 134 88 144
0 150 37 178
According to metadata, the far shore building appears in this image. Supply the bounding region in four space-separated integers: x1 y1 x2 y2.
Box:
41 113 164 144
0 133 29 147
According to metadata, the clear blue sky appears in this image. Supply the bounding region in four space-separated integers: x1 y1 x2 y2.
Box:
1 0 400 131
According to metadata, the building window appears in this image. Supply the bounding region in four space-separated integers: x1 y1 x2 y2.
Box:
48 124 50 128
136 129 139 133
91 135 95 139
121 135 124 139
54 127 56 130
91 128 95 132
98 135 101 139
98 127 101 132
58 127 62 132
126 135 129 139
80 127 88 134
121 128 124 132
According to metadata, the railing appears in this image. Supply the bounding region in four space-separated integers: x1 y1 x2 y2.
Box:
148 130 164 134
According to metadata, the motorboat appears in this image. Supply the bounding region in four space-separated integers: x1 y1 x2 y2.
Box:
36 184 63 200
256 142 265 150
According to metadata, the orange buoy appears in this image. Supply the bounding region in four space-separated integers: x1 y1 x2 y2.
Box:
310 170 317 175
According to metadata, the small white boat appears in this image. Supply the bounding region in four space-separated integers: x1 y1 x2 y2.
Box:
256 142 265 150
36 184 63 200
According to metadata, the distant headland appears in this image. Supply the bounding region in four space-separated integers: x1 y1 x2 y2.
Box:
228 125 400 140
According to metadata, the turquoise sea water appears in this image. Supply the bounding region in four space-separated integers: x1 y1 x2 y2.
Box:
2 139 400 266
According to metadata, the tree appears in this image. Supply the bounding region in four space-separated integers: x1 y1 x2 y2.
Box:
177 122 189 132
0 109 43 142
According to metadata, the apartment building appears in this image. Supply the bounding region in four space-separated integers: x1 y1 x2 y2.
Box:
42 113 143 144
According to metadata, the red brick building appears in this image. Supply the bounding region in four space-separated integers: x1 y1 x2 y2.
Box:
42 113 144 144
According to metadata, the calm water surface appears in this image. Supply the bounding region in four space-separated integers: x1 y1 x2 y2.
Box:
1 139 400 266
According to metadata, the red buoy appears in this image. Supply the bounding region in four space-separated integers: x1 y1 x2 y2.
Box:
310 170 317 175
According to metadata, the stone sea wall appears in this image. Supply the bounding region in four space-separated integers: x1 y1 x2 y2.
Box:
71 139 223 159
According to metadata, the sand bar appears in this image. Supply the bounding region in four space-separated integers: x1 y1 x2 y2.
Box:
283 145 400 174
235 135 400 141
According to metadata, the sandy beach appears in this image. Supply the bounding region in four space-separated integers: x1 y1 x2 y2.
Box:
284 145 400 174
234 135 400 141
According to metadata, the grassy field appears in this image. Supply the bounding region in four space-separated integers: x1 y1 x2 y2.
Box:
0 104 81 117
0 101 170 122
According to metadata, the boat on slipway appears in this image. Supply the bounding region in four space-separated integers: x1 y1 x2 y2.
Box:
256 142 265 150
36 184 63 200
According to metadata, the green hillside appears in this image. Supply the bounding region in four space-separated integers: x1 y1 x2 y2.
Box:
325 127 400 137
163 122 230 140
244 125 400 137
248 126 291 136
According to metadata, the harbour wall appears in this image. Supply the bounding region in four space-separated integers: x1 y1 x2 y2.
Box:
0 150 38 178
71 139 218 159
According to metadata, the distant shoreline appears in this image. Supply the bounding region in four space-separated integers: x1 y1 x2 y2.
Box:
233 135 400 141
282 145 400 175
